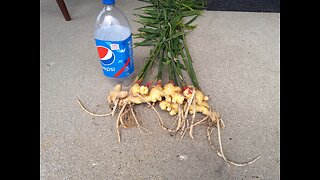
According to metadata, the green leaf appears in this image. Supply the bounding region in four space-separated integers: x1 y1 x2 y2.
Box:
137 27 160 34
138 0 152 4
133 0 205 87
134 13 157 20
134 40 157 47
133 19 160 28
160 32 185 43
183 24 197 30
167 51 172 59
181 10 201 17
184 14 200 26
181 3 195 11
143 8 159 15
134 5 154 10
134 33 159 42
177 60 187 70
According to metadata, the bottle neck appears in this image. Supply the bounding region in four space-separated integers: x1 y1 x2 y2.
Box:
104 4 115 11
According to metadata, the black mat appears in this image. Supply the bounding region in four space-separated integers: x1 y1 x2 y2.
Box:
206 0 280 13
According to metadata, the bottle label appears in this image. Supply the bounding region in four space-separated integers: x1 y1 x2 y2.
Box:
95 35 134 78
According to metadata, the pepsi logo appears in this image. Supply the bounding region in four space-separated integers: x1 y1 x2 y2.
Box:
97 46 115 65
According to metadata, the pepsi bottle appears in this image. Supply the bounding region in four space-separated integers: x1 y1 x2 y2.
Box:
94 0 134 80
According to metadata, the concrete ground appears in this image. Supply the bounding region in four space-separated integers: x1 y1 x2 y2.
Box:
40 0 279 179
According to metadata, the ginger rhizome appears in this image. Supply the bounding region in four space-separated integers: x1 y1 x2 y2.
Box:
78 0 261 168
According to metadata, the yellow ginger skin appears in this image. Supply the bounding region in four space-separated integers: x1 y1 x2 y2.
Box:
171 93 184 105
169 103 179 115
129 83 163 103
139 85 149 95
189 104 210 116
183 87 193 100
163 83 184 104
108 84 211 117
107 84 129 103
163 83 181 95
195 90 209 106
130 83 140 96
200 101 210 108
159 101 171 111
182 87 209 103
159 101 179 116
127 96 144 104
144 85 164 103
183 87 211 116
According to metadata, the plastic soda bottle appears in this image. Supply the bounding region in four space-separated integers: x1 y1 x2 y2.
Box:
94 0 134 79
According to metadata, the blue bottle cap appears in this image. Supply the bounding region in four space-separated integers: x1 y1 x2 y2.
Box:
102 0 115 5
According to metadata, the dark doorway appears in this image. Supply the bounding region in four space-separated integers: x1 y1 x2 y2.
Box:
206 0 280 13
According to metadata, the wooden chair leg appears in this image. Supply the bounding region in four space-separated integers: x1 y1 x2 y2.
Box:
56 0 71 21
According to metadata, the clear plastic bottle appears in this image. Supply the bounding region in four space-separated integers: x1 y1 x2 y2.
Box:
94 0 134 84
